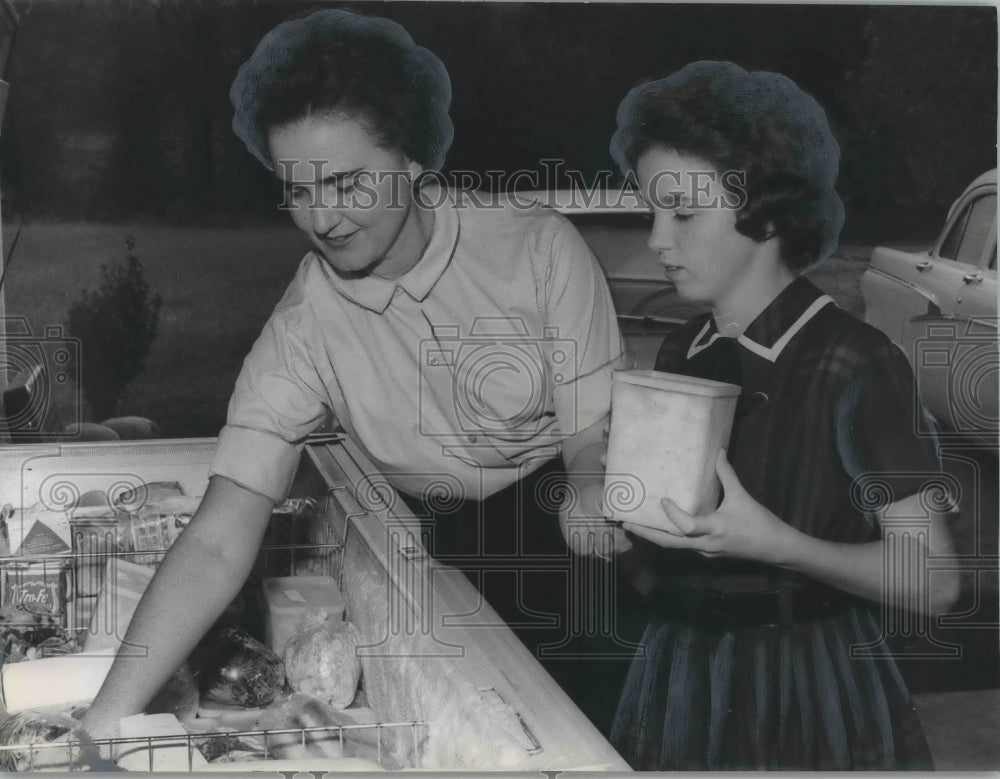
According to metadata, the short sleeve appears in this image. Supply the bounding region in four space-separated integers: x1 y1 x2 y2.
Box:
835 339 944 509
209 309 330 503
543 217 626 434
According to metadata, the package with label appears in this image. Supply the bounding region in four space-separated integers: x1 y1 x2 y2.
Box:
1 506 74 625
113 481 185 513
128 495 202 566
83 557 155 655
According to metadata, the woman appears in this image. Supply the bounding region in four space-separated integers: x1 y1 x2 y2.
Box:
78 9 624 743
605 61 958 770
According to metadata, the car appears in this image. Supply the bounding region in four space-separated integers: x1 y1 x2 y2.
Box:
860 169 998 447
521 188 709 369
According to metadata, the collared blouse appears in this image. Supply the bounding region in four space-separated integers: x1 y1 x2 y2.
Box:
209 187 625 503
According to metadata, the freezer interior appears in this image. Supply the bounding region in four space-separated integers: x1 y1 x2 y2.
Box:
0 437 629 771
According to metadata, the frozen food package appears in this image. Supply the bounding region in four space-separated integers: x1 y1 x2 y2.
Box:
198 626 285 708
82 557 155 655
0 655 115 713
6 505 72 557
1 558 73 627
261 576 346 654
128 495 202 566
0 605 69 663
115 712 208 771
283 620 361 709
113 481 185 512
604 370 740 531
195 732 268 764
4 504 76 626
0 709 78 772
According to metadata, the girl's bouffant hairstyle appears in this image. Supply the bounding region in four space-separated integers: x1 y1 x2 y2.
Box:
610 61 845 271
230 9 454 172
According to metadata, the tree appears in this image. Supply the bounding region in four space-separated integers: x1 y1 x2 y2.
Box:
65 234 163 421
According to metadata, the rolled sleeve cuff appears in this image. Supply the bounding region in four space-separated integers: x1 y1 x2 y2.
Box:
209 425 302 504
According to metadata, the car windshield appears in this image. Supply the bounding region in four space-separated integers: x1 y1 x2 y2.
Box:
939 192 997 265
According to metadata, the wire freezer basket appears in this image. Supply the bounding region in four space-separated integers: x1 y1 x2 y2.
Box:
0 719 429 771
0 490 412 771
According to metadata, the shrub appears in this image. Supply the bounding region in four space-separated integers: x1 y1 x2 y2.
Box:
65 234 163 421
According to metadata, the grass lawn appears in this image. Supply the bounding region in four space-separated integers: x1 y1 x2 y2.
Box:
2 221 309 436
1 220 873 436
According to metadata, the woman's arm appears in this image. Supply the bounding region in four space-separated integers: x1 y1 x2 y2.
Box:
623 449 960 616
79 476 275 739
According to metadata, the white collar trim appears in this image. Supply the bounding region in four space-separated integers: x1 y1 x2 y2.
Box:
687 320 724 359
686 294 836 363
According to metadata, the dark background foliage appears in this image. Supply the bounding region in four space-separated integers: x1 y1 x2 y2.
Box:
1 1 996 241
64 234 163 420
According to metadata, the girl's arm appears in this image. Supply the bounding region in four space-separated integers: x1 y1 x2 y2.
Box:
622 449 960 616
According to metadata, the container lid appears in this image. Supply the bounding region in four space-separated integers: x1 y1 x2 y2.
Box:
613 369 741 397
262 576 345 615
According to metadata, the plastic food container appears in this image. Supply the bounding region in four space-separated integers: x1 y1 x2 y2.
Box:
603 370 740 532
260 576 346 655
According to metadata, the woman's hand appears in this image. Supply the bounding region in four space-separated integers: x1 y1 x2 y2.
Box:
622 449 792 564
66 727 122 772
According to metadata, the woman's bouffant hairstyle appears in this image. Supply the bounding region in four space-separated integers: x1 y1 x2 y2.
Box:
610 61 845 271
230 9 454 172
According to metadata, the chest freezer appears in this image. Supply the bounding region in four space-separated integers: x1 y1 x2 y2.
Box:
0 436 630 771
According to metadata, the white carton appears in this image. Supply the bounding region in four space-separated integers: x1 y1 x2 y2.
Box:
261 575 346 654
604 370 740 532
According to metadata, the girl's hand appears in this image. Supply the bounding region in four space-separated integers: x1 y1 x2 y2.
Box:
622 449 793 565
